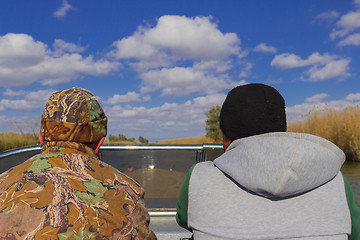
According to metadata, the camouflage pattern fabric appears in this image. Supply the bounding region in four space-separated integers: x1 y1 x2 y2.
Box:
0 142 157 239
40 87 107 143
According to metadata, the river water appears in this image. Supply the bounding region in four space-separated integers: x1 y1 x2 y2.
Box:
341 161 360 206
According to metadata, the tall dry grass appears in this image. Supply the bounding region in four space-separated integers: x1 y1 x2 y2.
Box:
288 105 360 162
0 132 39 152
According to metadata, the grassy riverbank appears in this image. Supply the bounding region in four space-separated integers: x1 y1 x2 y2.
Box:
0 132 38 152
288 105 360 162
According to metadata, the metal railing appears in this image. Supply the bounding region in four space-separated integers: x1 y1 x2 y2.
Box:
0 144 223 159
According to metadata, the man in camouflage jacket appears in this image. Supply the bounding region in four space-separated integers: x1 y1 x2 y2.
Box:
0 87 157 239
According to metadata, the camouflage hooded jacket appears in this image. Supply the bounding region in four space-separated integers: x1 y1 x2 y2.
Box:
0 141 157 240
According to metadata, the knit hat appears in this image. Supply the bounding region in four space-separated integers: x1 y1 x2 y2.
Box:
220 83 286 141
40 87 107 143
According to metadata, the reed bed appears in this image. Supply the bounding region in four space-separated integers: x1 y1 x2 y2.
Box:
288 105 360 162
0 132 38 152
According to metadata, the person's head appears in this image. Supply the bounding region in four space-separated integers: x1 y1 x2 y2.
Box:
39 87 107 154
220 83 286 150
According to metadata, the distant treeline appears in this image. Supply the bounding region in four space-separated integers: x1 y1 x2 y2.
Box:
108 134 149 144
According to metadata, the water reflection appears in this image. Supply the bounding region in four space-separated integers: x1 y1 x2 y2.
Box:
101 149 198 208
341 161 360 206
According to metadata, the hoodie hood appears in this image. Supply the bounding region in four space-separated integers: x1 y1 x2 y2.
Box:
214 132 345 198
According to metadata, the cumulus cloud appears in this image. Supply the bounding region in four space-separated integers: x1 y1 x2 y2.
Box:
238 62 253 78
53 39 86 56
0 33 120 87
3 89 26 97
355 0 360 8
106 15 246 97
104 93 227 137
306 58 350 81
0 33 47 68
314 10 339 23
271 52 334 69
105 92 143 104
53 0 73 18
305 93 329 103
108 15 242 70
253 43 277 53
330 11 360 39
139 67 246 96
337 33 360 46
328 1 360 46
0 89 55 111
271 52 351 81
346 93 360 101
193 60 232 73
286 92 360 122
265 78 284 85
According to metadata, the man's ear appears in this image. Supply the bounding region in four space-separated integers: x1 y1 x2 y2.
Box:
223 135 232 152
95 137 105 155
38 134 43 145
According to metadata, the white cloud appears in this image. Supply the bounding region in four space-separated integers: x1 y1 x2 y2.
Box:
193 60 232 73
53 39 86 56
271 52 334 69
104 93 227 138
139 67 245 96
106 15 247 98
355 0 360 8
108 15 242 70
0 89 55 111
306 58 351 81
238 62 253 78
305 93 328 103
142 95 151 101
271 52 351 81
266 77 283 85
253 43 277 53
314 10 339 22
105 92 142 104
337 33 360 46
53 0 73 18
0 33 47 68
336 11 360 31
330 11 360 39
0 33 120 87
286 92 360 122
346 93 360 101
3 89 26 97
160 121 176 127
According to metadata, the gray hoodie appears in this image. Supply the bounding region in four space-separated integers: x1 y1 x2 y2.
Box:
188 132 351 240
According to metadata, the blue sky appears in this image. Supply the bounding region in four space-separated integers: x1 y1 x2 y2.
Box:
0 0 360 142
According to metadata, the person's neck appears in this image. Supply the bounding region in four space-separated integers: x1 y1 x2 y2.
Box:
41 141 98 158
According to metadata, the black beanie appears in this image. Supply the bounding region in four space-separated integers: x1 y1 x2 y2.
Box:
220 83 286 141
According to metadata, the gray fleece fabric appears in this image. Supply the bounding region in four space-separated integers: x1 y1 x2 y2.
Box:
188 132 351 240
